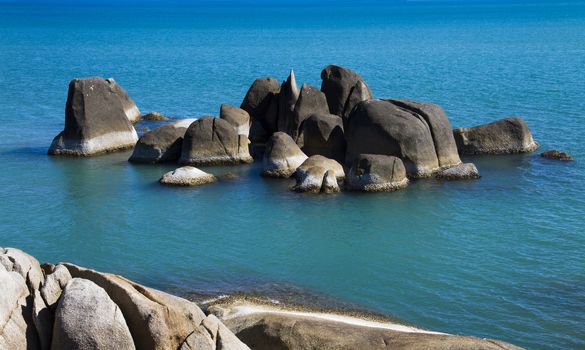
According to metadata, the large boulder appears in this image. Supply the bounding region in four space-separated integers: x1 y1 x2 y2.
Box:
128 119 196 163
342 79 373 121
288 84 329 140
218 311 521 350
0 263 38 350
51 278 135 350
63 264 209 350
299 113 346 163
345 99 461 177
262 132 308 178
110 78 141 123
321 65 372 116
453 117 538 154
159 166 217 186
220 104 251 137
346 154 408 192
276 70 300 135
179 117 253 166
296 155 345 180
241 77 280 141
48 78 139 156
292 166 327 193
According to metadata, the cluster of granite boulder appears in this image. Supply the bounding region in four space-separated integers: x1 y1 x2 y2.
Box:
0 247 249 350
48 65 544 192
1 247 522 350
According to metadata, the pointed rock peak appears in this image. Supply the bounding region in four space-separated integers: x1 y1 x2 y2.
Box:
286 69 300 100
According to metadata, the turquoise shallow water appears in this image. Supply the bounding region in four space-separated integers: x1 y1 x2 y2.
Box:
1 2 585 349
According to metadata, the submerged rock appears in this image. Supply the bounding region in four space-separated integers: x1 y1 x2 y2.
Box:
436 163 481 180
141 112 169 121
159 166 216 186
129 119 196 163
262 132 308 178
321 65 372 117
540 150 573 161
346 154 408 192
220 104 251 137
179 117 253 166
48 78 139 156
51 278 135 350
300 114 346 163
345 99 461 177
453 117 538 155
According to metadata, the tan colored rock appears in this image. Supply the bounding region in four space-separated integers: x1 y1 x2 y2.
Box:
63 263 207 350
262 132 308 178
51 278 135 350
1 247 43 290
296 155 345 180
159 166 217 186
322 170 340 193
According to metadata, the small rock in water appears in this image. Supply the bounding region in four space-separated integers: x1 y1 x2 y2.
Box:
540 150 573 161
142 112 169 121
159 166 216 186
436 163 481 180
220 172 240 180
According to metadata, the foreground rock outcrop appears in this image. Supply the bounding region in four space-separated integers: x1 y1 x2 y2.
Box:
262 132 308 178
180 117 253 166
208 300 522 350
345 99 461 177
453 117 538 155
346 154 409 192
129 119 196 163
48 78 139 156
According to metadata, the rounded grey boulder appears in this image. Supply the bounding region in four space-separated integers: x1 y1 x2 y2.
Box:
288 83 329 140
48 78 139 156
129 119 196 163
300 113 346 163
179 117 253 166
292 166 327 193
453 117 538 155
262 132 308 178
220 104 250 136
159 166 217 186
321 65 372 116
345 99 461 177
296 155 345 180
51 278 135 350
241 77 280 137
346 154 409 192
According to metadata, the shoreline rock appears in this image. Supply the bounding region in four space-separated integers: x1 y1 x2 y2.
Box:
159 166 217 186
262 132 308 178
436 163 481 180
129 119 197 163
346 154 409 192
540 150 573 161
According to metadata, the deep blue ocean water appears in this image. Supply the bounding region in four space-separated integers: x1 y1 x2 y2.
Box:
1 2 585 349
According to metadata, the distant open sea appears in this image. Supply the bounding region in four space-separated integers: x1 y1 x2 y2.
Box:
1 2 584 349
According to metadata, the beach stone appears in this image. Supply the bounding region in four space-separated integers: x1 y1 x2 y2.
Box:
63 263 208 350
292 166 327 193
436 163 481 180
321 65 372 116
220 104 251 136
346 154 408 192
277 70 300 136
220 311 522 350
453 117 538 155
342 79 373 121
0 263 39 350
129 119 196 163
241 77 280 141
345 99 461 177
299 113 346 163
51 278 135 350
159 166 216 186
262 132 308 178
322 170 340 193
201 314 249 350
289 83 329 140
141 112 169 121
296 155 345 180
48 78 139 156
179 117 253 166
540 150 573 161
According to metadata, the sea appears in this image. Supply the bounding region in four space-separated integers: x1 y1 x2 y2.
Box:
1 2 584 349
